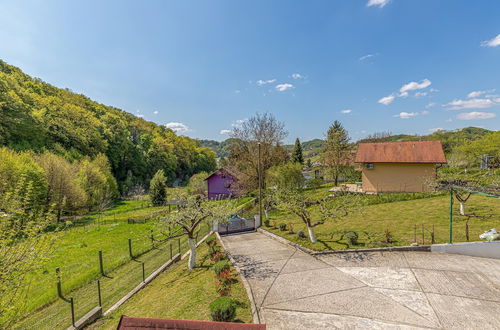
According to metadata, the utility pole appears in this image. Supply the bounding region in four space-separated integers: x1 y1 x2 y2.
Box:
258 142 263 227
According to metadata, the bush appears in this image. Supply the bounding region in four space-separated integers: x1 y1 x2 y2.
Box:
213 260 230 275
297 230 306 239
211 251 227 262
215 268 233 296
264 219 270 227
209 296 236 322
205 236 216 247
345 231 358 245
278 223 287 231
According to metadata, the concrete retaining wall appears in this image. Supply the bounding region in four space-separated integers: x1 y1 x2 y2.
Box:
431 241 500 259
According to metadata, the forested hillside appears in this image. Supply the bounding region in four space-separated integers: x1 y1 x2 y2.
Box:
0 60 216 189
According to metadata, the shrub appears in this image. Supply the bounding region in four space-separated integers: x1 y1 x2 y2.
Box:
345 231 358 245
384 228 394 243
205 236 216 247
279 223 287 231
211 251 227 262
209 245 221 257
215 268 233 296
213 260 230 275
297 230 306 239
264 219 270 227
209 296 236 322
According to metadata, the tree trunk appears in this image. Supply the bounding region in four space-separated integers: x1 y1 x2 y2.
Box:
188 237 196 270
459 202 465 216
307 226 317 243
264 208 269 219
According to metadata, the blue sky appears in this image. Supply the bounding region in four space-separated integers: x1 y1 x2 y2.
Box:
1 0 499 143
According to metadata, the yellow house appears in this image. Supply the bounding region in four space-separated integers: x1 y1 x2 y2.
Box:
355 141 447 193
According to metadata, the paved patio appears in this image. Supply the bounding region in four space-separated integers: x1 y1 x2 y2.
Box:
221 232 500 329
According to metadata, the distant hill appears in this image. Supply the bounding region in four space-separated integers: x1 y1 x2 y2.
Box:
203 127 496 163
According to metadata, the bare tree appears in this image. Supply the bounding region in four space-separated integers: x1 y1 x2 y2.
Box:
454 190 472 216
229 113 289 192
272 187 359 243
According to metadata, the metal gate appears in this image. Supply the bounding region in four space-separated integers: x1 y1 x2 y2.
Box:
217 217 256 235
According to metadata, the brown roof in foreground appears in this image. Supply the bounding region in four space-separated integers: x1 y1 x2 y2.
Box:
117 316 266 330
355 141 446 164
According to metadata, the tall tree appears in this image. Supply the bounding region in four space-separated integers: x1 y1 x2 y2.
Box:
322 120 350 186
291 138 304 164
149 169 168 206
228 113 289 192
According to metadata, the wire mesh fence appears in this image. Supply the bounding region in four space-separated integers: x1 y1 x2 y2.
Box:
14 222 211 330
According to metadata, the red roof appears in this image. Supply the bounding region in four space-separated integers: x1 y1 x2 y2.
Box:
117 316 266 330
355 141 446 164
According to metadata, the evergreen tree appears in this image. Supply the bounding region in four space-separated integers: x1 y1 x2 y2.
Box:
292 138 304 165
149 169 168 206
322 120 350 186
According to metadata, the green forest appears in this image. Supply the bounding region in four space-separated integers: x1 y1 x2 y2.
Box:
0 59 216 218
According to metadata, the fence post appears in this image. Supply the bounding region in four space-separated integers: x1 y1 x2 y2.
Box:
142 262 145 283
128 238 133 259
97 280 102 307
150 230 154 249
431 224 435 244
414 224 417 243
98 251 105 276
70 297 75 327
170 243 173 260
178 238 181 254
466 222 469 242
56 267 75 327
449 187 453 244
421 224 424 245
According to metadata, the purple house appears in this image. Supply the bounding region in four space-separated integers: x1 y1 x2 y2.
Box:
205 168 237 200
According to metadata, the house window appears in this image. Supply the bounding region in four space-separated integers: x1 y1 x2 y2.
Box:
365 163 374 169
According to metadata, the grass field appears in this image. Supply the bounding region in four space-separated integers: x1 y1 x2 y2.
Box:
92 236 253 329
16 200 181 324
265 186 500 251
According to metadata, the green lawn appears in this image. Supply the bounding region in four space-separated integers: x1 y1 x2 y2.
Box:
92 236 253 329
17 200 176 323
265 188 500 251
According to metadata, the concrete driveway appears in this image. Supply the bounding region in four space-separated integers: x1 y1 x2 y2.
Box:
220 232 500 329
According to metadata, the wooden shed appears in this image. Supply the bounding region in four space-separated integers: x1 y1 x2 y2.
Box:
355 141 447 193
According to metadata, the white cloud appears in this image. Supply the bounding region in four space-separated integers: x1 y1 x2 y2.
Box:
394 112 418 119
428 127 444 133
291 73 303 79
444 98 497 110
400 79 432 93
153 110 159 115
340 109 352 114
165 122 190 132
481 34 500 47
232 119 246 127
275 83 294 92
367 0 390 8
137 114 144 118
256 79 276 86
457 112 496 120
234 90 241 94
415 92 428 97
467 89 495 98
219 129 233 135
378 94 395 105
359 54 376 61
426 102 437 109
420 110 430 115
445 118 453 122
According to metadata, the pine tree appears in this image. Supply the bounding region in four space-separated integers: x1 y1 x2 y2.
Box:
292 138 304 165
323 121 350 186
149 169 167 206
